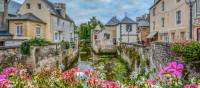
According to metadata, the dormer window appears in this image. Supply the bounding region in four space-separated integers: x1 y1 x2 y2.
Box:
38 3 41 9
26 3 30 9
161 2 164 11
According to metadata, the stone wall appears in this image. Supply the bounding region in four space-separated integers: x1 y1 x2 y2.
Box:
119 42 200 78
0 44 78 71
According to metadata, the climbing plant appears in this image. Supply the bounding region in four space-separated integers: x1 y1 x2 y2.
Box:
60 40 70 50
20 38 50 55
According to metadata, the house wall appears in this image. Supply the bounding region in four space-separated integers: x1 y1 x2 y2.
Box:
150 0 190 42
120 24 138 43
104 26 117 44
138 27 150 42
51 15 74 43
18 0 52 41
9 20 46 39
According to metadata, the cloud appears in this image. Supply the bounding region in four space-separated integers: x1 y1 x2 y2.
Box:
13 0 153 25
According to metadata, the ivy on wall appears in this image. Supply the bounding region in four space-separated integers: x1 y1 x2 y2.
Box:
20 38 50 55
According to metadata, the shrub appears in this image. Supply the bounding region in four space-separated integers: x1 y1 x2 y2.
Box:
60 40 70 50
20 38 50 55
171 41 200 67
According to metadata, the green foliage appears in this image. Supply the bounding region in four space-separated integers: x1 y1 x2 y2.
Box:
118 44 140 71
171 41 200 66
78 16 103 40
60 40 70 50
20 38 50 55
171 43 184 54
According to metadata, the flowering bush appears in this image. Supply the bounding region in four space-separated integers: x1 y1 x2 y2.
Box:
171 41 200 67
0 61 199 88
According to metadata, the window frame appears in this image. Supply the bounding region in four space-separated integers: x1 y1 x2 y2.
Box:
126 24 132 32
161 17 165 27
26 3 30 9
16 24 23 36
38 3 42 9
35 25 41 38
176 10 182 24
161 1 165 11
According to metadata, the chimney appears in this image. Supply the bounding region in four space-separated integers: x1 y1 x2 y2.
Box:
54 3 66 18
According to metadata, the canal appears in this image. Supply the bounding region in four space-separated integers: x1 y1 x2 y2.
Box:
78 45 130 84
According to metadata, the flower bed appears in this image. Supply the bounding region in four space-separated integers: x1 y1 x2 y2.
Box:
0 61 199 88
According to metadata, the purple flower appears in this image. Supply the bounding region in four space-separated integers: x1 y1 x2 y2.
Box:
1 67 18 76
0 75 6 80
160 61 184 77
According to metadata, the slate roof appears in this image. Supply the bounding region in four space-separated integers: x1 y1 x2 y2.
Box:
105 16 120 26
9 13 45 23
42 0 74 23
121 16 137 24
138 19 149 27
8 0 21 15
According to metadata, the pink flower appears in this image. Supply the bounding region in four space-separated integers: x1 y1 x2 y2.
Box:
0 79 10 88
146 79 156 85
1 67 17 76
0 75 6 80
159 64 166 75
160 61 184 77
88 77 97 85
184 83 198 88
101 81 120 88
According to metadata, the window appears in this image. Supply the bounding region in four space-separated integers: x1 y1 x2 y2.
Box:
126 24 132 32
181 32 186 41
161 17 165 27
16 24 23 36
197 0 200 17
70 33 73 42
162 33 169 42
104 33 110 39
57 18 60 26
35 26 41 37
62 22 65 28
153 21 155 30
161 2 164 11
54 32 59 41
176 10 182 24
26 3 30 9
38 3 41 9
171 32 175 41
153 8 156 16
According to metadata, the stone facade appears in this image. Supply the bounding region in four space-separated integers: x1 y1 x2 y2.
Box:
17 0 74 43
119 43 200 78
0 44 78 71
150 0 190 43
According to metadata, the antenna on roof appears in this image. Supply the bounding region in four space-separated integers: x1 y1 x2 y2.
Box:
125 12 128 17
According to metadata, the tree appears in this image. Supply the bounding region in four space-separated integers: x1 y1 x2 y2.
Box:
78 17 104 41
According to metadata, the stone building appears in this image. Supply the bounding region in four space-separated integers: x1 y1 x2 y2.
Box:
104 16 138 46
149 0 190 43
14 0 75 43
137 14 150 43
118 16 138 44
0 0 21 46
193 0 200 41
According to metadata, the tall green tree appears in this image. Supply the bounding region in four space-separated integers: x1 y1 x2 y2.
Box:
78 16 104 41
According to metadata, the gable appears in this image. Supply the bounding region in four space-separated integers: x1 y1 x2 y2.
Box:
17 0 51 23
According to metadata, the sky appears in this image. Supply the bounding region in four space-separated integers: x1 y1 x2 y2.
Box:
14 0 153 25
